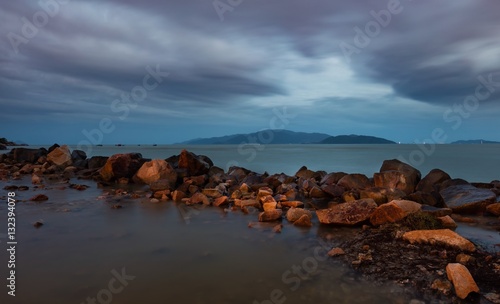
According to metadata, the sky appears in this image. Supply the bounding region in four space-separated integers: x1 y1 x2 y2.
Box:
1 0 500 145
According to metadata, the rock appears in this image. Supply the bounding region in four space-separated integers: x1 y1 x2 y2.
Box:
486 203 500 216
33 221 44 228
178 149 210 176
99 153 144 182
202 188 222 198
281 201 304 208
235 199 260 209
456 253 475 265
213 196 229 207
257 187 273 199
342 190 359 202
293 214 313 227
47 145 72 167
439 178 470 191
375 159 421 194
328 247 345 257
88 156 108 170
295 166 316 180
316 198 377 225
369 200 421 226
406 191 440 206
446 263 479 299
188 192 210 205
337 174 371 190
440 184 496 213
431 278 452 295
402 229 476 252
0 143 6 150
240 183 251 194
309 186 326 198
321 184 345 198
273 224 282 233
320 172 347 185
30 194 48 202
484 293 500 304
437 215 458 230
31 174 42 185
263 201 277 212
258 209 283 222
172 190 186 201
416 169 451 193
420 205 452 217
11 148 47 163
360 187 388 205
286 208 312 222
150 179 174 192
135 159 177 186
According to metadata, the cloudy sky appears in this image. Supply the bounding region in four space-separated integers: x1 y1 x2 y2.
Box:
1 0 500 145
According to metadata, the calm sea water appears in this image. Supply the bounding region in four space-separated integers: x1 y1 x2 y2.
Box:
1 144 499 303
77 144 500 182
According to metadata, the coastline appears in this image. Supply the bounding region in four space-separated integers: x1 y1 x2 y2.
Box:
1 144 500 303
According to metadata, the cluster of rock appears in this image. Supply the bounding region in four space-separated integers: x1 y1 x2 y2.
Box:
1 146 499 301
0 137 25 150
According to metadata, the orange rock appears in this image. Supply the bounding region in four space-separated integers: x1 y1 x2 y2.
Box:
369 200 421 226
213 196 229 207
281 201 304 208
328 247 345 257
402 229 476 252
446 263 479 299
293 214 313 227
258 210 283 222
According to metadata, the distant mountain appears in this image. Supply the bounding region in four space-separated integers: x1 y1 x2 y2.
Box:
451 139 500 144
179 130 331 145
319 134 396 144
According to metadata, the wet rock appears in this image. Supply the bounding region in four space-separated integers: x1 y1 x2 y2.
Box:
416 169 451 193
99 153 144 182
440 184 496 213
328 247 346 257
33 221 44 228
273 224 282 233
486 203 500 216
188 192 210 205
47 145 72 168
30 194 49 202
111 204 123 209
420 205 452 217
135 159 177 186
88 156 108 170
69 183 89 191
281 201 304 208
213 196 229 207
286 208 312 222
20 163 34 174
150 179 174 192
178 149 210 176
403 229 476 252
337 174 371 190
437 215 458 230
258 209 283 222
375 159 421 195
263 200 277 212
446 263 479 299
316 198 377 226
31 174 42 185
172 190 186 201
293 214 313 227
369 200 421 226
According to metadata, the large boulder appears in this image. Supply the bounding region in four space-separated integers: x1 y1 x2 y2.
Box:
10 148 47 163
88 156 108 170
286 208 312 222
486 203 500 216
320 172 347 185
440 184 496 213
369 200 421 226
134 159 177 186
99 153 144 182
178 149 211 176
71 149 87 168
295 166 316 180
47 145 72 167
446 263 479 299
337 174 371 190
316 198 377 225
416 169 451 193
402 229 476 252
374 159 421 195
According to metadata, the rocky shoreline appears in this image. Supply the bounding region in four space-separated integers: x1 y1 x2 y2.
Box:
1 144 500 303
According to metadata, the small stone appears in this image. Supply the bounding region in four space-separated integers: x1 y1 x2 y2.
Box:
273 224 282 233
328 247 345 257
456 253 475 265
111 204 123 209
484 293 500 304
258 209 283 222
446 263 480 299
438 215 458 230
403 229 476 252
293 214 313 227
33 221 44 228
281 201 304 208
30 194 48 202
150 198 160 203
213 196 229 207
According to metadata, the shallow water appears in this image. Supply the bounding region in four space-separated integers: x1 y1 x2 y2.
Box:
0 177 412 304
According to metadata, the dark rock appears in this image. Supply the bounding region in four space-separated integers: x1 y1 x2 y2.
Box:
30 194 48 202
10 148 47 163
406 191 441 206
99 153 144 182
309 186 326 198
360 187 388 205
471 182 494 189
178 149 211 177
71 149 87 162
420 205 453 217
88 156 109 170
440 184 496 213
439 178 470 191
295 166 316 180
0 144 6 150
337 174 371 190
486 203 500 216
320 172 347 185
47 143 60 153
316 198 377 225
374 159 421 195
416 169 451 193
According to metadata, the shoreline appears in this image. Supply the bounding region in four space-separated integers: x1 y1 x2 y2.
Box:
1 144 500 303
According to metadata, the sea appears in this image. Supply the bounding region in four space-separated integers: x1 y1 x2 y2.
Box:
0 144 499 304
